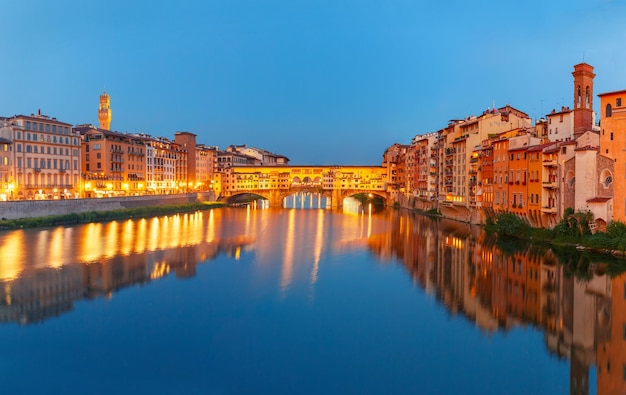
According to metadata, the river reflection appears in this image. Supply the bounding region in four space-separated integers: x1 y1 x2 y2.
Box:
0 207 625 394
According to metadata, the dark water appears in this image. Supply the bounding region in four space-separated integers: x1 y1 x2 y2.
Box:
0 206 623 394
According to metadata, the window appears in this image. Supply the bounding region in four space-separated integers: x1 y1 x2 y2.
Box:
17 144 21 152
93 144 101 150
606 104 613 117
617 98 622 107
562 147 567 154
25 122 30 130
611 132 614 141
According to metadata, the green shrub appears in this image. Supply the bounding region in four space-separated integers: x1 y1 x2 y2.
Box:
493 212 530 240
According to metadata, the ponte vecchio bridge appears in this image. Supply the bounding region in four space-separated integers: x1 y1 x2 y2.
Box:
218 165 390 208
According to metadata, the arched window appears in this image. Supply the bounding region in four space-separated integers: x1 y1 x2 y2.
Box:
577 86 582 104
606 104 612 117
585 86 590 107
601 169 613 188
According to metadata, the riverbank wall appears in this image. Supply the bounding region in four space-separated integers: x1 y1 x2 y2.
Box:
0 192 216 220
398 195 489 225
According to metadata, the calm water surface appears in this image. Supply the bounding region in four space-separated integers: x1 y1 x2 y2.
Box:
0 206 623 394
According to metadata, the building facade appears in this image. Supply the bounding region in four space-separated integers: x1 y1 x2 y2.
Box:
2 113 82 200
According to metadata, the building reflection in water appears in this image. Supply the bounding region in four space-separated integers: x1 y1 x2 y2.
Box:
0 206 625 393
365 209 626 395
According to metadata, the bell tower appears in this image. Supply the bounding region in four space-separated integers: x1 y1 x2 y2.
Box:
98 90 112 130
572 63 595 137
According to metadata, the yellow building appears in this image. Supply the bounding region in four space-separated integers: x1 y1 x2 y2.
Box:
221 165 387 207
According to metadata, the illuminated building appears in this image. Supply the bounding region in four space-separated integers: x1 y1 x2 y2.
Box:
75 125 147 197
381 143 409 205
527 142 555 227
196 144 218 192
409 133 437 209
423 105 532 223
507 133 541 216
144 137 187 195
221 165 387 207
4 112 81 200
98 90 112 130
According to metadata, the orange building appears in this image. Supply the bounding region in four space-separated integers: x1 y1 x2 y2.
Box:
540 145 560 227
76 125 147 197
598 89 626 222
527 144 543 226
492 137 510 212
381 143 409 203
478 140 494 210
508 145 528 215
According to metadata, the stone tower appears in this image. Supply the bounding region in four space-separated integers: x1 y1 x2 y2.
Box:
98 90 112 130
572 63 595 137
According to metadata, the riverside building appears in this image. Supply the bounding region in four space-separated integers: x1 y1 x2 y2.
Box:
0 112 81 201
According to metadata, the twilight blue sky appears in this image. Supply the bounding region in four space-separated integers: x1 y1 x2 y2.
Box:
1 0 625 165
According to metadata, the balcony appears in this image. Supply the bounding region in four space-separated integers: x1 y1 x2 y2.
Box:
542 181 557 189
542 159 557 167
542 206 557 214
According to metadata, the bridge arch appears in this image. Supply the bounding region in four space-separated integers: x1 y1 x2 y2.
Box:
340 190 387 206
224 192 270 205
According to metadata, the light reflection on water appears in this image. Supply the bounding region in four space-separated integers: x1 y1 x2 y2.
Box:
0 207 623 394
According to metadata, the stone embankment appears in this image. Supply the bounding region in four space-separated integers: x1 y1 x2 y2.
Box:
0 192 216 220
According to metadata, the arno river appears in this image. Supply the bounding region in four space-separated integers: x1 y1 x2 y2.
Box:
0 203 624 394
